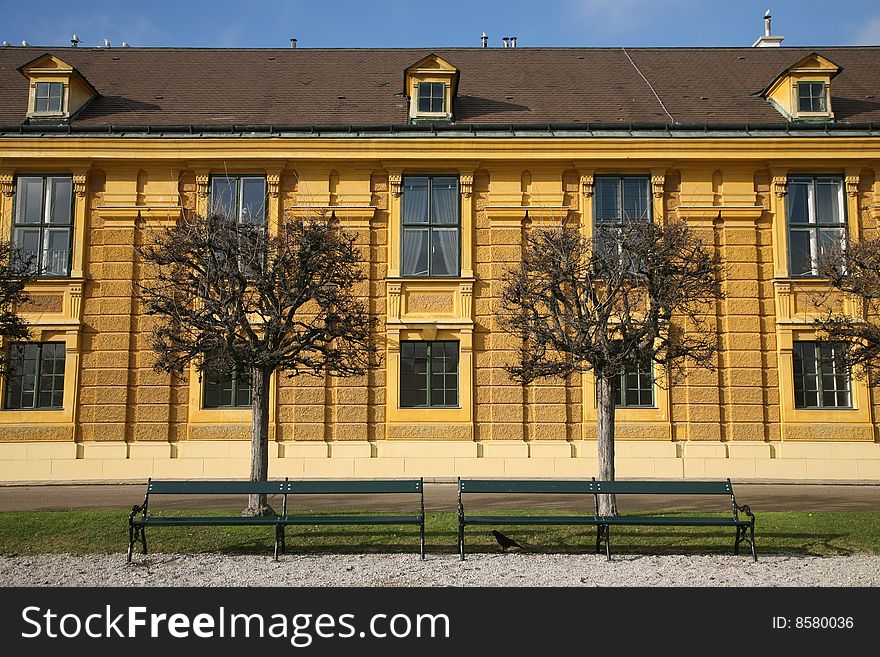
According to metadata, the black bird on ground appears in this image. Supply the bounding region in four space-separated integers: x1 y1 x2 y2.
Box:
492 530 525 552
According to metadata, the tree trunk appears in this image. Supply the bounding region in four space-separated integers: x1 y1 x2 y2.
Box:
243 366 274 516
596 373 618 516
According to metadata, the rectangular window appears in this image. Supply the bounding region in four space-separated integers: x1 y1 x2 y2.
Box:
402 175 460 277
787 176 845 277
4 343 66 410
417 82 445 113
13 176 73 277
612 361 655 408
593 175 651 271
34 82 63 113
210 176 266 223
203 367 253 408
797 82 826 113
400 340 459 408
793 342 851 409
594 176 652 225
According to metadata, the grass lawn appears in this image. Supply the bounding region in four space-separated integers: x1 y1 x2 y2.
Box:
0 509 878 557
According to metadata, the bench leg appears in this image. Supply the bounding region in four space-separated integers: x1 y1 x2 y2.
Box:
595 525 602 555
128 524 146 561
750 524 757 562
274 525 282 561
605 527 612 562
419 520 425 560
734 526 742 555
458 521 465 561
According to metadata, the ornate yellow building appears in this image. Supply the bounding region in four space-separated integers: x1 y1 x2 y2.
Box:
0 44 879 481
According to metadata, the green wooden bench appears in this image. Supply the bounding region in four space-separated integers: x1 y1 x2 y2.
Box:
457 479 601 560
128 478 425 562
457 478 756 562
593 478 757 562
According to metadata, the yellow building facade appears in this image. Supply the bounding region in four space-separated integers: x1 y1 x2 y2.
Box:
0 45 879 482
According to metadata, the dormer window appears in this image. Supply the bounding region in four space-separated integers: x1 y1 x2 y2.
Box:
34 82 64 114
418 82 446 114
404 54 458 122
17 54 98 123
760 52 839 122
797 82 826 114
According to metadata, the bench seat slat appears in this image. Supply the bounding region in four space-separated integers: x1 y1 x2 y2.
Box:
278 515 422 525
602 516 750 526
465 515 600 525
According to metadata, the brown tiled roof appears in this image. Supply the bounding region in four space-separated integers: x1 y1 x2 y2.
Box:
1 46 879 128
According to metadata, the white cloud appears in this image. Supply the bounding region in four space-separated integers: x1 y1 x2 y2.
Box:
851 15 880 45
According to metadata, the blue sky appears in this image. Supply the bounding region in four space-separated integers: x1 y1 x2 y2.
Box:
3 0 880 48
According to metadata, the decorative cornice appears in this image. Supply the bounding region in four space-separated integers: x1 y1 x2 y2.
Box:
389 173 402 198
460 173 473 198
73 173 87 198
772 176 788 198
580 174 594 198
651 173 665 199
845 174 859 198
196 173 209 198
267 173 281 199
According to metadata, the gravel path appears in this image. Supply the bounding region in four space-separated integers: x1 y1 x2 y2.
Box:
2 553 879 587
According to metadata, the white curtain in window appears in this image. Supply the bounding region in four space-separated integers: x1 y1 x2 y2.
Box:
432 229 458 276
403 182 429 223
431 182 458 224
403 229 428 276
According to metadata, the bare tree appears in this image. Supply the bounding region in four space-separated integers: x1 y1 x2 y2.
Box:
500 219 722 514
138 212 379 515
0 241 34 377
818 238 880 384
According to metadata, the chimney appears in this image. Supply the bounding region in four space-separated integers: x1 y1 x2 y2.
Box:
502 36 509 48
752 9 784 47
70 34 79 47
510 36 517 48
481 32 488 48
290 38 297 48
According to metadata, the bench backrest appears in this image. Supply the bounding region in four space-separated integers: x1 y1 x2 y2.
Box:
147 480 286 495
459 479 598 495
280 480 422 495
146 479 422 496
594 480 733 496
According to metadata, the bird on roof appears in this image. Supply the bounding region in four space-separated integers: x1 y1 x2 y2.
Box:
492 530 524 552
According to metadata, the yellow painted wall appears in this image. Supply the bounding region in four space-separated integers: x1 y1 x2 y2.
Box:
0 136 879 481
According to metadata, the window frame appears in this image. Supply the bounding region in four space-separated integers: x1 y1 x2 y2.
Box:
611 361 655 408
592 175 654 227
399 340 460 409
3 342 66 411
796 81 827 114
400 175 461 278
792 341 852 409
208 175 267 224
786 175 846 278
33 81 64 114
202 366 254 409
417 82 446 114
12 174 74 278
